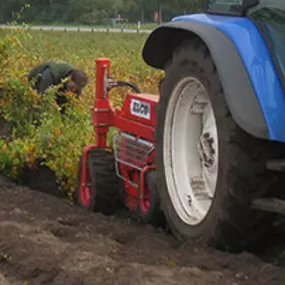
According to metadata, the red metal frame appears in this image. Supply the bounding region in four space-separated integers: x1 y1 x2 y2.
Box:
79 145 93 206
139 164 156 213
93 58 111 147
79 58 158 213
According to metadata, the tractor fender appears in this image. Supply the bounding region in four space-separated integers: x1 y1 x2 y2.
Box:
142 15 285 141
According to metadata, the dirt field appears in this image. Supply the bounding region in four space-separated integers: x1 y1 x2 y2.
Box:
1 175 285 285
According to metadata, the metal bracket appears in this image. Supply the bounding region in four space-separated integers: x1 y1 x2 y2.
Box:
113 132 154 188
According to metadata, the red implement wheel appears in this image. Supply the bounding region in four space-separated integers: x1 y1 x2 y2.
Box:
76 148 122 215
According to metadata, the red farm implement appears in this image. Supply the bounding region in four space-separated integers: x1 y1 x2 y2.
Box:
76 58 162 223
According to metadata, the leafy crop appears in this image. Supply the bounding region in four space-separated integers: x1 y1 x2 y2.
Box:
0 27 162 197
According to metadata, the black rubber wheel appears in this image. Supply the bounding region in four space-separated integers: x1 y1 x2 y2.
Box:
156 39 285 252
76 148 122 215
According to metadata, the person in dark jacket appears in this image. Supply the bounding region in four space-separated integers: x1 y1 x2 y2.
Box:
28 61 89 112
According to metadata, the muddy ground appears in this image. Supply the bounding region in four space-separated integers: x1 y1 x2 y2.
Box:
1 175 285 285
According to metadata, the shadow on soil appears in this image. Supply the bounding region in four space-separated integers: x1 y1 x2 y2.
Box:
18 165 66 199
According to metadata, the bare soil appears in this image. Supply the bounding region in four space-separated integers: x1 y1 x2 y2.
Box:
1 174 285 285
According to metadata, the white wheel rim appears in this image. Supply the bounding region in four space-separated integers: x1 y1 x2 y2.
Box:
163 77 219 226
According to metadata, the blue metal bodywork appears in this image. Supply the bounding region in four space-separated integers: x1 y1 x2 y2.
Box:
172 14 285 142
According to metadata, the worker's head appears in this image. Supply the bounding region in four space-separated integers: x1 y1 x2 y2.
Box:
67 69 89 97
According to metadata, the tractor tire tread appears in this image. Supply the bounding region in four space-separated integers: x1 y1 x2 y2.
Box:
157 38 285 251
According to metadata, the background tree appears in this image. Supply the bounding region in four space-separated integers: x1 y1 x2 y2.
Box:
1 0 204 25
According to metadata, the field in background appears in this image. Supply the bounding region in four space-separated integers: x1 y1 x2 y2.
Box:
0 29 161 99
32 30 159 99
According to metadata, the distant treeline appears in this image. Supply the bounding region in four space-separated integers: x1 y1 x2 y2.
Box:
0 0 204 25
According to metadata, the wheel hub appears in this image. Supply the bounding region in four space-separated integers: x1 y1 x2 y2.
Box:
199 132 215 168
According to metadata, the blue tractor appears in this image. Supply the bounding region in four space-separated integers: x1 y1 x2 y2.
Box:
141 0 285 251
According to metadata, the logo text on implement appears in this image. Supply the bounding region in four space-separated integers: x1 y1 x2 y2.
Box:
130 99 151 120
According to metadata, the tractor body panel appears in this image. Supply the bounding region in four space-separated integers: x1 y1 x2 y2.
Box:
142 14 285 142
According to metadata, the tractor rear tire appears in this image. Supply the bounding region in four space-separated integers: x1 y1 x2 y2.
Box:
156 39 285 252
76 148 122 215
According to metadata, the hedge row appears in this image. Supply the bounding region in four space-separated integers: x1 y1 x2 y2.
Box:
0 28 98 198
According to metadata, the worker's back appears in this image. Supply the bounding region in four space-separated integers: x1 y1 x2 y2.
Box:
28 61 75 88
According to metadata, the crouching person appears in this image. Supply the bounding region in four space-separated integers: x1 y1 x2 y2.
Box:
28 61 89 114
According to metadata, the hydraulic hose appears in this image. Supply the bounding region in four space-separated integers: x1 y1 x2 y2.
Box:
108 79 142 93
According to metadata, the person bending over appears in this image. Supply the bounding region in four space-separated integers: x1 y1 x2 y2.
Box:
28 61 88 112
